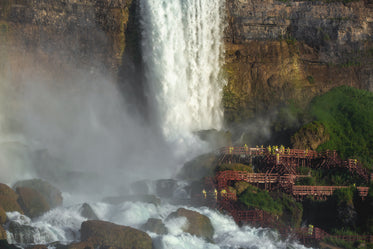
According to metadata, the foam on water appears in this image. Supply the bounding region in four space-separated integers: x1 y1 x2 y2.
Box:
5 199 312 249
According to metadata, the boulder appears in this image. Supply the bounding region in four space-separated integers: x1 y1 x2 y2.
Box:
67 241 94 249
167 208 214 242
156 179 177 198
0 205 7 224
0 184 23 214
13 179 62 208
79 203 98 220
0 225 7 240
0 240 21 249
16 187 50 218
177 153 218 181
141 218 168 235
25 245 48 249
103 195 160 206
8 221 37 244
79 220 152 249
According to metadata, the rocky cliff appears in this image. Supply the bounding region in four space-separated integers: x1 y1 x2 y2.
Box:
0 0 138 78
224 0 373 125
1 0 372 134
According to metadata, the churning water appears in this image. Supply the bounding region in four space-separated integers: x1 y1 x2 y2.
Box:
140 0 226 153
5 197 311 249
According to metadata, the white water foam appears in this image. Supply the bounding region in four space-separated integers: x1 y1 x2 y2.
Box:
140 0 226 155
5 200 312 249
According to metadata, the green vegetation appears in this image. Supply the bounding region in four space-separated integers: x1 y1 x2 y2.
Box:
308 86 373 168
295 167 365 186
306 75 315 84
239 185 282 215
323 237 360 249
216 163 253 173
271 192 303 227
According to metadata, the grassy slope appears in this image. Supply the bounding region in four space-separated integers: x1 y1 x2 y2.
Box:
309 86 373 168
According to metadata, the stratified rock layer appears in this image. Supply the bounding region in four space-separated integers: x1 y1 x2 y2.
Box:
224 0 373 123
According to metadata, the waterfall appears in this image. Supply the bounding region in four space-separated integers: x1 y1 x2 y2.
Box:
140 0 226 151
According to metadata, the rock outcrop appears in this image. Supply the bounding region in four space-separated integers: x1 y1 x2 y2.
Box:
0 205 7 224
8 221 38 244
72 220 152 249
167 208 214 242
0 0 136 73
13 179 63 209
0 183 23 214
224 0 373 126
79 203 99 220
0 226 7 240
25 245 48 249
177 153 218 181
141 218 168 235
15 187 50 218
0 240 21 249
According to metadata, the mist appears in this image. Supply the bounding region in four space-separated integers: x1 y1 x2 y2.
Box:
0 44 180 198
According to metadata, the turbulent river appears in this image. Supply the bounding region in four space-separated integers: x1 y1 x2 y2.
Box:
5 191 310 249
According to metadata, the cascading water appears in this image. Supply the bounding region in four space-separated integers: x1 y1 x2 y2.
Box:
140 0 226 153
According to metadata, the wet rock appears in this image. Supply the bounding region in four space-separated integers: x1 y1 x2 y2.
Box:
156 179 177 198
8 221 37 244
25 245 48 249
0 240 21 249
103 195 160 206
0 226 7 240
177 153 218 181
167 208 214 242
13 179 63 208
79 220 152 249
16 187 50 218
0 183 23 214
0 205 7 224
196 129 232 150
141 218 168 235
79 203 99 220
66 241 94 249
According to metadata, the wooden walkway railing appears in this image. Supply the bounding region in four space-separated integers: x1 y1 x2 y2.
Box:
292 185 369 198
218 146 370 182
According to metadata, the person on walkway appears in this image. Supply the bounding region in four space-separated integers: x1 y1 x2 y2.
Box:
220 189 227 198
202 189 207 199
308 224 314 235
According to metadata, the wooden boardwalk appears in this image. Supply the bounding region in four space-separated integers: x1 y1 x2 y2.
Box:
218 146 370 182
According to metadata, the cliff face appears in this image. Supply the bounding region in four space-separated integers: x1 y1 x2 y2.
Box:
0 0 136 77
1 0 372 130
224 0 373 124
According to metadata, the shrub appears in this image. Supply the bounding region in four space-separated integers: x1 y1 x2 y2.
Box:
216 163 253 173
238 185 282 215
